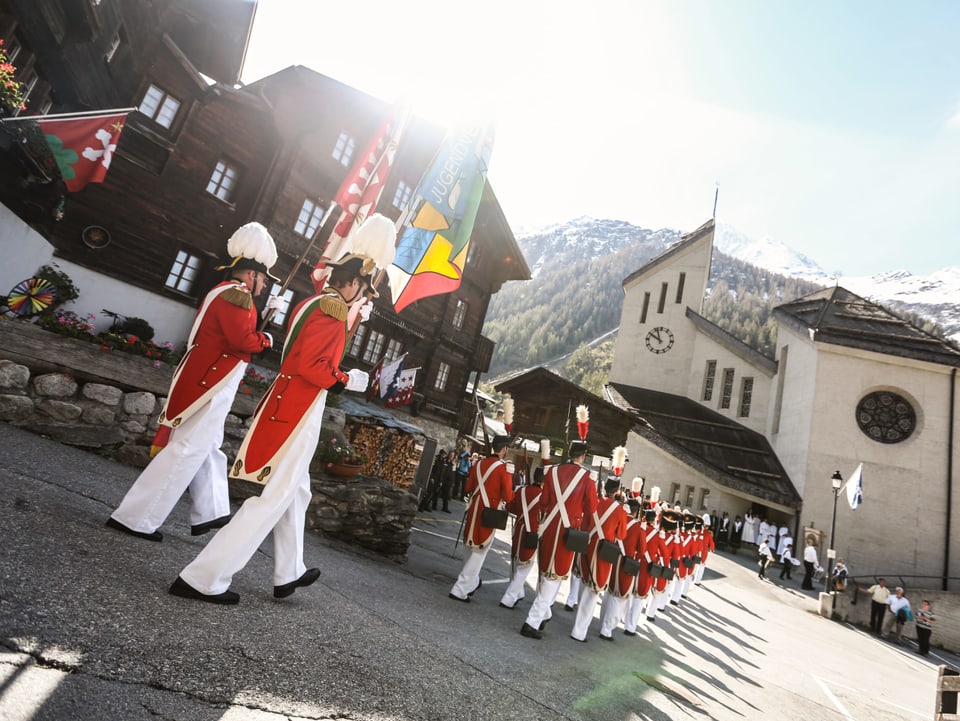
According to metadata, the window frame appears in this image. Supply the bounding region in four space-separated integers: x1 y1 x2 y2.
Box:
294 197 324 238
267 285 295 327
361 329 386 364
452 299 467 329
138 83 181 129
164 249 202 295
738 377 754 418
206 159 239 203
719 368 735 409
332 131 355 167
434 361 451 391
392 180 412 210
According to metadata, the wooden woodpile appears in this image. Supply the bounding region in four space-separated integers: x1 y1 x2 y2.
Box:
347 421 421 489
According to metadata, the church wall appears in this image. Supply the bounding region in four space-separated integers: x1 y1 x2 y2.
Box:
802 343 958 585
610 236 713 395
687 330 773 435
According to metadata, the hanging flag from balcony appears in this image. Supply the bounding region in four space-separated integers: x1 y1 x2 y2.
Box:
37 111 128 192
379 355 405 403
386 124 494 313
385 369 416 407
312 105 406 292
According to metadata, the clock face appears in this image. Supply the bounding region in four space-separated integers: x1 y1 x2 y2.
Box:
645 326 674 354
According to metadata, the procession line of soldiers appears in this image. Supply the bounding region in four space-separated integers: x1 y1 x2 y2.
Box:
448 438 716 641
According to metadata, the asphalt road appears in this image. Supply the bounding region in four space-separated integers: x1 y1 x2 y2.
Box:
0 422 947 720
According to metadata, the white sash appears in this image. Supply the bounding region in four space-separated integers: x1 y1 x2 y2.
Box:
541 466 588 530
474 459 504 508
520 487 539 530
644 526 657 563
592 501 623 553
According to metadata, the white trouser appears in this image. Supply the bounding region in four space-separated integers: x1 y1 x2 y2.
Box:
694 560 706 584
524 575 561 629
647 588 662 620
178 394 325 595
501 559 535 607
626 593 646 632
672 575 686 602
659 579 675 609
681 573 694 597
599 593 627 637
571 585 602 640
111 370 241 533
450 543 492 599
565 574 581 608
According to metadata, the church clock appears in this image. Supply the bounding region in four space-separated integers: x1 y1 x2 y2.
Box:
645 326 674 354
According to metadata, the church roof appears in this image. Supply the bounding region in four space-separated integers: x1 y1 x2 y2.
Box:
774 286 960 367
621 218 714 288
606 383 802 510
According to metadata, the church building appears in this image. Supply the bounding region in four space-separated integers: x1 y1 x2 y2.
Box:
606 219 960 587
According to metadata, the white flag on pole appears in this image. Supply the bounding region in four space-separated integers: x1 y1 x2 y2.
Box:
846 463 864 510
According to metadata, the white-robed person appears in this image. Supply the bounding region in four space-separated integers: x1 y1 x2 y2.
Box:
742 511 757 545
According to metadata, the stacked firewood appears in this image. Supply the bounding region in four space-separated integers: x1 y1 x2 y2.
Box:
347 422 421 489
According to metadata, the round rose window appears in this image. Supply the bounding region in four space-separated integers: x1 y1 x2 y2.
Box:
855 391 916 444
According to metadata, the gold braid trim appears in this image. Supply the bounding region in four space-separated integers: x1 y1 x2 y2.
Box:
317 293 348 321
219 284 253 310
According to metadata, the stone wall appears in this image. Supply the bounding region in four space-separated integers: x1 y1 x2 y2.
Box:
0 350 418 562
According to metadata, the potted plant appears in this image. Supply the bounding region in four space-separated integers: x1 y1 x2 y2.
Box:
316 435 369 478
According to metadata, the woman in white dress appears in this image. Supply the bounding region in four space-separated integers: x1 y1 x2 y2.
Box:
776 524 790 555
742 511 757 545
758 518 772 547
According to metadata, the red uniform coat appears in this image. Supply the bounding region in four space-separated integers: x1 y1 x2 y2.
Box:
536 462 598 579
637 524 661 597
579 497 628 592
508 484 542 564
231 292 350 484
160 281 271 428
609 516 645 598
676 530 693 579
701 529 715 563
656 532 677 592
462 456 514 549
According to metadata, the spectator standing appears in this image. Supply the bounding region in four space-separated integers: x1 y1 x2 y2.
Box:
830 559 848 593
757 537 774 579
881 587 912 643
730 515 743 551
454 444 472 501
742 511 757 545
858 578 891 633
778 544 794 580
418 450 447 512
915 600 935 656
801 539 819 590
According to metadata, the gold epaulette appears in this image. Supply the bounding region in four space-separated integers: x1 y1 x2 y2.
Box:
219 284 253 310
317 293 348 321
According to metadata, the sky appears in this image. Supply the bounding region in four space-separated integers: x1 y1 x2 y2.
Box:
241 0 960 276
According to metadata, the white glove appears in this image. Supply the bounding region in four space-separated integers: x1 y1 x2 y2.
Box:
265 295 288 313
358 300 373 323
345 369 369 392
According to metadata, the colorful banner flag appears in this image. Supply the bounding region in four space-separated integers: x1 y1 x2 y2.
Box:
846 463 863 510
365 357 384 402
386 368 416 407
386 124 494 313
37 112 128 192
312 105 405 291
379 355 405 401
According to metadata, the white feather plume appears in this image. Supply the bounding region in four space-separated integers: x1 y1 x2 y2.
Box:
540 439 550 459
502 396 514 426
611 445 627 470
650 485 661 502
632 476 644 493
576 404 589 423
350 213 397 268
226 222 277 269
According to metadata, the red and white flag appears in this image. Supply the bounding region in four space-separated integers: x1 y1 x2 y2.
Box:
38 112 128 192
379 355 405 401
312 105 405 291
365 357 385 402
386 369 417 407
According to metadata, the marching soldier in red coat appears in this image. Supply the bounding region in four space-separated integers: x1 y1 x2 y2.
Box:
695 516 715 586
449 435 514 602
169 252 374 604
672 512 697 605
599 496 645 638
499 466 544 609
520 440 597 640
571 476 628 641
626 503 660 632
108 223 277 542
647 507 680 621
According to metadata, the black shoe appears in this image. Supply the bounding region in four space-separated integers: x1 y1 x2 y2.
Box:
520 623 543 639
499 601 516 609
648 617 656 622
191 514 232 536
169 576 238 605
448 593 470 603
624 630 637 637
274 568 321 598
106 517 162 542
468 578 482 596
670 600 679 605
599 634 614 642
564 604 576 612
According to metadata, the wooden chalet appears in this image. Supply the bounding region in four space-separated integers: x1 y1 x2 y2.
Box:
0 1 530 442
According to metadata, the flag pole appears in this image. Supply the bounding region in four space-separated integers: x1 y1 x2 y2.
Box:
0 107 137 123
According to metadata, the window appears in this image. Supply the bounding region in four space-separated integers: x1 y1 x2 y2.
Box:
361 329 385 364
104 26 124 62
676 272 686 304
206 160 238 202
703 360 717 401
385 338 403 363
434 361 451 391
165 250 201 293
452 299 467 329
18 69 38 107
346 324 367 358
332 131 354 167
698 488 710 510
669 482 680 505
657 282 668 313
138 84 181 129
267 285 294 327
392 180 412 210
684 485 695 508
5 37 22 63
738 377 754 418
640 292 650 324
772 345 788 434
719 368 735 409
294 198 324 238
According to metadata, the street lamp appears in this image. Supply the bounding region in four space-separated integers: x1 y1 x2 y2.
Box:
827 470 843 594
